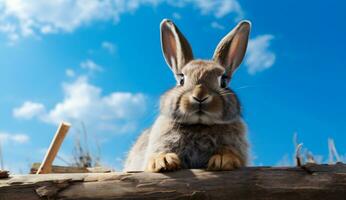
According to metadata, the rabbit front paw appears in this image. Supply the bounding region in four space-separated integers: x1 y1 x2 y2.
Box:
207 151 243 171
146 152 181 172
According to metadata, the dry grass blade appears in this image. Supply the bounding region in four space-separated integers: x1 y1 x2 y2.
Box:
0 141 4 170
306 151 316 164
72 122 101 168
295 143 303 167
328 138 340 164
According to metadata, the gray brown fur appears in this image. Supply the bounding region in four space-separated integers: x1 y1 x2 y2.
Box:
124 19 251 172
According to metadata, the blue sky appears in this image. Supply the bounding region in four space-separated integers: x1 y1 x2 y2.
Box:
0 0 345 172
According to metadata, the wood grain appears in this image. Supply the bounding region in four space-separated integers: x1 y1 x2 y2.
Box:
1 163 346 200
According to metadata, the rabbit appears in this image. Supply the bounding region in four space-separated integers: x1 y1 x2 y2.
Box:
124 19 251 172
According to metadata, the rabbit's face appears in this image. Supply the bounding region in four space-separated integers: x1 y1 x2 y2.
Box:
161 60 240 124
159 19 250 125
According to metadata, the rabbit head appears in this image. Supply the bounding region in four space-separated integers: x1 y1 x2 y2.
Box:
160 19 251 125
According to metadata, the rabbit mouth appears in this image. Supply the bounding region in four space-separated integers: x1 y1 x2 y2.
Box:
193 109 213 117
188 103 218 118
196 110 204 115
185 109 221 125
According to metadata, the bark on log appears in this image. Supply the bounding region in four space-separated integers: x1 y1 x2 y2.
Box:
1 163 346 200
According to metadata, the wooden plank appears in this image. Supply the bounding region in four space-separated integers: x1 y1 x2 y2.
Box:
31 163 112 174
36 122 71 174
1 164 346 200
31 163 88 174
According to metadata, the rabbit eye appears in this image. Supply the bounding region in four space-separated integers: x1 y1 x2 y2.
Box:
177 74 185 86
219 74 228 88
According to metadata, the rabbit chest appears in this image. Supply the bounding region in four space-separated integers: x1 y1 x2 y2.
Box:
162 124 230 168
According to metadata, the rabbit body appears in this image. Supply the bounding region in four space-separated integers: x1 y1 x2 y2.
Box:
124 115 247 171
124 19 251 172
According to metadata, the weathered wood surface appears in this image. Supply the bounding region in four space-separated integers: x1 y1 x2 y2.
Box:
31 163 112 174
1 163 346 200
31 163 89 174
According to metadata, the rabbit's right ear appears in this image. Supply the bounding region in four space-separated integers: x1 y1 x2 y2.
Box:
213 21 251 80
160 19 193 73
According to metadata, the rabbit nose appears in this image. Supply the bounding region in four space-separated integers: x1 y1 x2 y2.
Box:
192 84 209 103
192 96 209 103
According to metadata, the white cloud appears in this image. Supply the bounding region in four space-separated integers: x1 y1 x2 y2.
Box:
245 34 276 75
193 0 243 19
210 21 224 30
65 68 75 77
170 0 243 19
172 12 182 20
101 41 115 54
0 132 30 144
80 59 103 72
12 101 45 119
13 76 147 134
11 134 30 143
0 0 243 41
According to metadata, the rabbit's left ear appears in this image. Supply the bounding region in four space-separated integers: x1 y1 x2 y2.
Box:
160 19 194 73
213 20 251 79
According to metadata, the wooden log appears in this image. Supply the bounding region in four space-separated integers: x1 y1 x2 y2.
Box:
36 122 71 174
1 163 346 200
31 163 88 174
30 163 112 174
0 170 8 179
